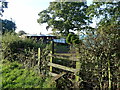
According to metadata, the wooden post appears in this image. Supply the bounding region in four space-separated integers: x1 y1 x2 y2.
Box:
50 51 53 72
50 40 54 72
75 48 81 82
75 61 80 82
108 58 111 90
38 48 41 60
51 40 54 54
38 48 41 72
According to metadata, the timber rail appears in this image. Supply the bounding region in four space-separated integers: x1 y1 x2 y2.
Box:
38 41 81 82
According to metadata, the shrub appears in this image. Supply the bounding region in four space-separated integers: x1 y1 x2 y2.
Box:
76 26 120 89
2 60 56 88
2 32 51 76
2 32 45 61
66 33 81 45
42 77 56 88
2 60 42 88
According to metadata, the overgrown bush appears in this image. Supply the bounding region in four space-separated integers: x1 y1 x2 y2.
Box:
2 32 52 75
66 33 81 45
1 32 56 88
2 32 48 61
76 25 120 89
1 60 56 88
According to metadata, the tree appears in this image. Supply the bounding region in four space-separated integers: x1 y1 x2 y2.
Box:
87 1 120 28
87 1 120 52
18 30 26 36
2 19 16 34
83 1 120 89
66 32 81 45
37 2 91 37
0 0 8 16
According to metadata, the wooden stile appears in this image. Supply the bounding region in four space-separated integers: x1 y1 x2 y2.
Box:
48 62 77 73
38 40 81 82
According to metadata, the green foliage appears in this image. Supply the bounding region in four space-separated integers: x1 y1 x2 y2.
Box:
1 32 56 88
2 32 51 75
66 33 73 44
0 0 8 16
2 32 40 61
1 1 119 89
55 77 74 89
2 19 16 34
37 43 52 75
84 3 120 89
65 2 120 88
66 33 81 45
76 25 120 89
18 30 27 36
87 1 120 27
42 77 56 88
2 60 56 88
37 2 90 36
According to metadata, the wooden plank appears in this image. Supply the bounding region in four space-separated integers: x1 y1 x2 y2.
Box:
49 72 58 77
49 54 79 61
48 62 77 73
51 72 66 81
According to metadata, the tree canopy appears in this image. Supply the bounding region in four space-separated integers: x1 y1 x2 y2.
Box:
90 1 120 56
87 1 120 28
66 32 81 45
2 19 16 34
37 2 91 37
0 0 8 16
18 30 27 36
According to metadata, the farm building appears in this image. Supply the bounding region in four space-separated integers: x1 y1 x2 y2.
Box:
21 34 67 44
21 34 57 41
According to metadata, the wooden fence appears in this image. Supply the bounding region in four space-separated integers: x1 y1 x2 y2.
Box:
48 53 81 82
38 41 81 82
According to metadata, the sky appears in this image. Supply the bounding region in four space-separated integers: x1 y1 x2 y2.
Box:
2 0 93 34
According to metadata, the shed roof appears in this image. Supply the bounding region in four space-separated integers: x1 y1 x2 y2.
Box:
25 34 56 37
